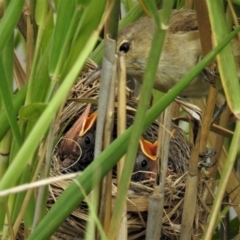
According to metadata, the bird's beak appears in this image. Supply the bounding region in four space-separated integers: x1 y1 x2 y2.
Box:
79 110 97 136
139 137 158 161
67 104 91 138
62 104 93 143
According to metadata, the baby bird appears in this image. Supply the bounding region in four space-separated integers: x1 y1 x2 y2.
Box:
132 124 190 182
58 104 97 171
132 137 158 182
117 9 240 98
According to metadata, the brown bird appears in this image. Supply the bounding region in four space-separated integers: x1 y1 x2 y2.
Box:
58 104 97 171
117 9 240 98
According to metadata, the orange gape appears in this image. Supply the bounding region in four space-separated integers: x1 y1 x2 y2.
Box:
139 137 158 161
132 138 158 182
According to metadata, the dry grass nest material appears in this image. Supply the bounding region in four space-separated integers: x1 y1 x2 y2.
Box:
50 61 214 239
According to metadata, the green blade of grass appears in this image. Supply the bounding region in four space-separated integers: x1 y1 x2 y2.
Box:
207 1 240 118
61 0 107 77
29 40 52 103
0 84 27 141
48 0 76 76
26 0 52 104
0 0 25 53
19 103 47 122
0 57 22 147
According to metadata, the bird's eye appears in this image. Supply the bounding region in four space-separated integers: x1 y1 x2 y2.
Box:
141 159 148 168
119 42 130 53
84 136 91 145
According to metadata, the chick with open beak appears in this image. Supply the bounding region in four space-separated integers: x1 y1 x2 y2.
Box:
58 104 97 171
132 124 190 182
132 138 158 182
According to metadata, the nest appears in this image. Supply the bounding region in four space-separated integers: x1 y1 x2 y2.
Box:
49 61 213 239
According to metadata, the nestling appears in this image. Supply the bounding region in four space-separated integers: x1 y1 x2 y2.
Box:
132 124 190 182
58 105 97 171
117 9 240 98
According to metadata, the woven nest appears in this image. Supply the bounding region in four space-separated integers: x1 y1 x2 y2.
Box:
50 61 213 239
